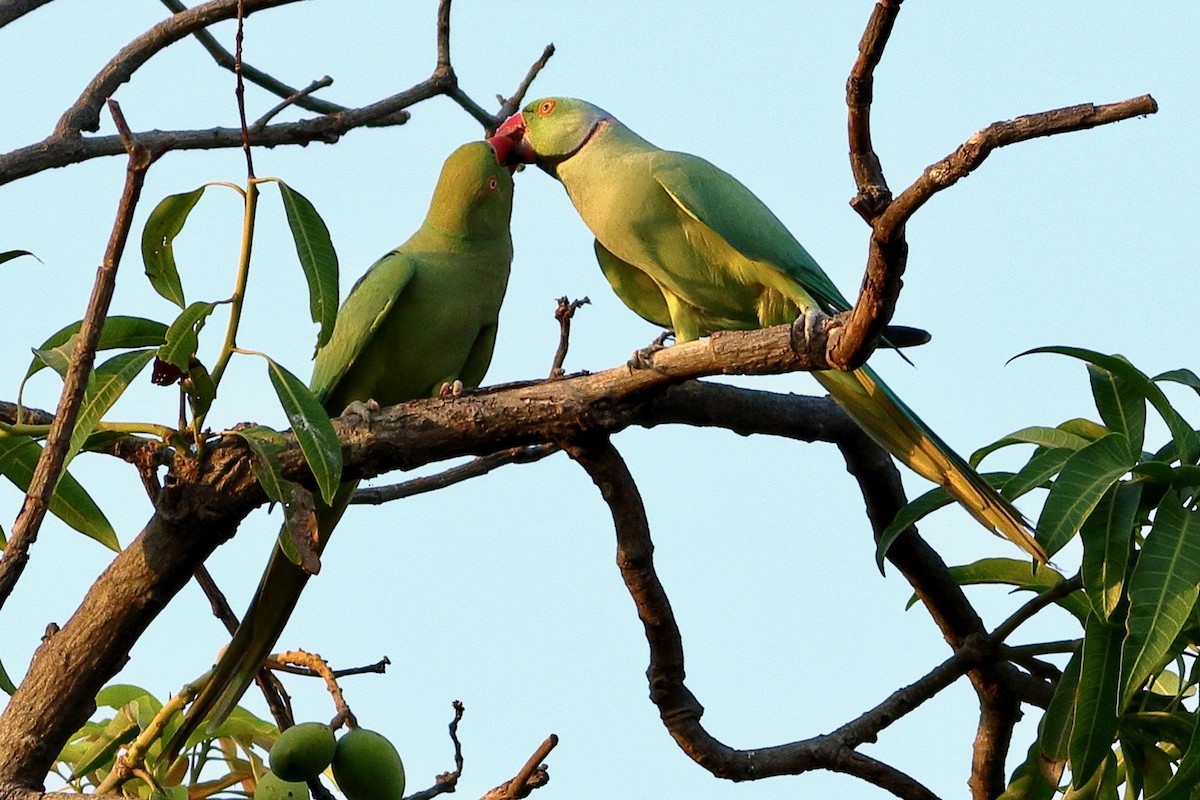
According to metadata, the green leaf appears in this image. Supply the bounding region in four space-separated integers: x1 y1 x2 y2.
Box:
0 436 117 550
1070 613 1123 782
1020 346 1198 466
1080 482 1140 620
1154 368 1200 397
0 249 40 266
64 349 156 469
32 340 74 378
1148 711 1200 800
1122 491 1200 707
1003 446 1075 501
69 712 138 779
1063 749 1118 799
1131 462 1200 488
1088 360 1146 458
278 181 339 353
95 684 161 711
0 656 15 695
231 425 293 505
876 472 1014 571
264 357 341 504
184 358 216 418
909 557 1090 622
1040 647 1082 766
971 425 1093 468
23 316 168 384
157 301 217 371
141 187 205 309
1036 433 1136 557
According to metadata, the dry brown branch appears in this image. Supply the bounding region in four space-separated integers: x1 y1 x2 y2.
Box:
351 445 560 506
0 102 151 614
158 0 350 118
0 0 53 28
404 701 467 800
563 433 941 800
549 296 590 378
478 734 556 800
0 0 554 186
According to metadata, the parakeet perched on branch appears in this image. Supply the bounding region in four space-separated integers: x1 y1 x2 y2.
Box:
489 97 1044 562
166 140 515 758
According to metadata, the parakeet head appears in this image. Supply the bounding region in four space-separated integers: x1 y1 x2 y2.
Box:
427 141 515 237
488 97 613 173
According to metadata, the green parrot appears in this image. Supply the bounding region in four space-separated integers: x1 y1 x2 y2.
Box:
165 140 515 758
489 97 1045 562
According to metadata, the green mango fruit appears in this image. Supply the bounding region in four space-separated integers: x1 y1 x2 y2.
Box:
332 727 406 800
253 770 308 799
270 721 337 781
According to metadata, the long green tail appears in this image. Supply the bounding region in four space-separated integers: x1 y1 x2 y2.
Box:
163 481 356 760
815 365 1046 562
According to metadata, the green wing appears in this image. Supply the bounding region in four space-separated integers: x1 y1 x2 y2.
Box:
310 249 417 405
649 152 851 314
593 240 672 328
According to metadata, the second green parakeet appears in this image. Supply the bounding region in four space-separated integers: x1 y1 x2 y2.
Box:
166 140 515 758
490 97 1045 562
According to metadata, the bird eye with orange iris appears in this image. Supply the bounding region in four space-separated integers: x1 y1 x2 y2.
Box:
537 99 556 116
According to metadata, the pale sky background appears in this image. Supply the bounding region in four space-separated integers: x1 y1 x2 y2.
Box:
1 3 1197 798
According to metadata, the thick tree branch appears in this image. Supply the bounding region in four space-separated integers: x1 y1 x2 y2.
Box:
0 0 53 28
0 103 150 614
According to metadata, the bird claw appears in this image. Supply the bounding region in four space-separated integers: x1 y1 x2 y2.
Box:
438 379 465 398
790 309 832 363
340 399 380 426
627 330 674 370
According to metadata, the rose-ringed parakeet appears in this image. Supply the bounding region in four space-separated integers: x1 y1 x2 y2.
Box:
489 97 1045 562
165 140 515 757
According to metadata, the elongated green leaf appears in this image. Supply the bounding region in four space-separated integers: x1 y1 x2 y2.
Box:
877 472 1014 570
32 340 74 378
1088 360 1146 458
908 557 1090 622
1040 648 1082 766
69 711 138 779
23 316 168 383
64 349 156 469
1037 434 1136 557
1131 462 1200 488
1004 447 1075 501
278 181 339 352
184 358 216 418
971 425 1093 468
0 249 40 266
1154 368 1200 397
157 301 216 370
1147 711 1200 800
95 683 161 711
0 436 117 550
142 187 205 308
232 425 293 504
1070 613 1123 782
1080 482 1140 620
1021 346 1198 466
1122 492 1200 707
265 357 341 504
1063 749 1118 798
0 656 15 695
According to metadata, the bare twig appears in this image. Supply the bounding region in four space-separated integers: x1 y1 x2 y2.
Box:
992 574 1084 644
549 296 590 378
272 650 355 728
404 701 467 800
478 734 557 800
251 76 335 131
0 102 150 613
494 44 557 126
351 445 560 505
158 0 350 117
233 0 254 178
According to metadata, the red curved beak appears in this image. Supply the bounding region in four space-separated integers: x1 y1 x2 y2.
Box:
486 112 535 168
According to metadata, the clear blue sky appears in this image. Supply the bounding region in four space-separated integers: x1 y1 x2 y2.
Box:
2 3 1197 798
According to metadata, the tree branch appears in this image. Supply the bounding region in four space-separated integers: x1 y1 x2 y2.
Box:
0 0 53 29
0 102 151 615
